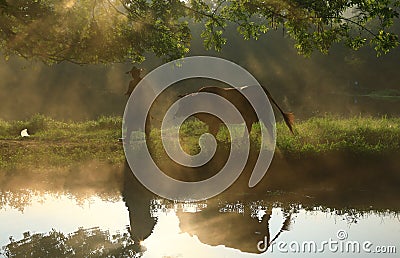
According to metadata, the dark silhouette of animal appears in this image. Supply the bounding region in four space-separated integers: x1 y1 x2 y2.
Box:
123 66 153 143
125 66 144 96
178 85 294 135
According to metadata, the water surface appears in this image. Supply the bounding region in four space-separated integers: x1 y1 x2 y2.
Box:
0 161 398 257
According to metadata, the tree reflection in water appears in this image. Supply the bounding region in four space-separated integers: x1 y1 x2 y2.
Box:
1 157 400 257
2 227 140 257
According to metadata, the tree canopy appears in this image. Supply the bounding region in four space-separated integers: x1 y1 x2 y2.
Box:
0 0 399 64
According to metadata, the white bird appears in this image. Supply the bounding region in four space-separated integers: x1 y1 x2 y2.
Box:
20 129 30 137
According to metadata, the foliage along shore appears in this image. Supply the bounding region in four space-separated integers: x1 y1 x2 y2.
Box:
1 114 400 169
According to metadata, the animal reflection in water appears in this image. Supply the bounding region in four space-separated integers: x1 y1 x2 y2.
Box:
123 66 294 142
122 162 293 254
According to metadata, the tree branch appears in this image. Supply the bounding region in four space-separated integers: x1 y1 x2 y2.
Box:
181 3 225 29
327 16 377 38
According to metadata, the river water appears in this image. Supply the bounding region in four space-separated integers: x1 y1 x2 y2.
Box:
0 161 399 257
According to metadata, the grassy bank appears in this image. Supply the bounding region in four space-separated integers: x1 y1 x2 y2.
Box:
0 115 124 169
1 114 400 169
277 115 400 156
